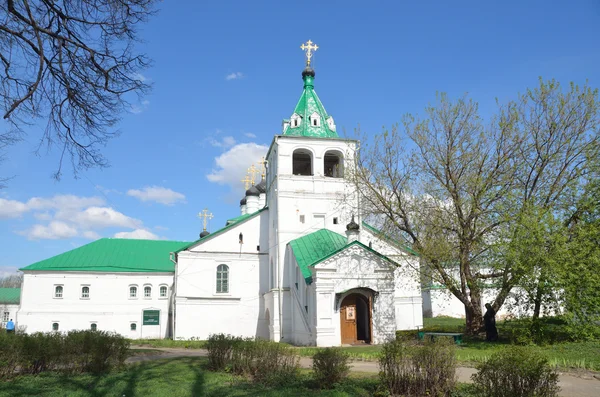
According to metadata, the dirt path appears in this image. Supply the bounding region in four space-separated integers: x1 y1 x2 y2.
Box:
128 347 600 397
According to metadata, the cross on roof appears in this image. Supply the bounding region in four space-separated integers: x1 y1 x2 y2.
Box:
198 208 213 231
259 156 267 178
300 40 318 66
241 174 252 190
247 164 260 185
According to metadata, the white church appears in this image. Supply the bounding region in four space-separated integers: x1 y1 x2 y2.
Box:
15 42 424 346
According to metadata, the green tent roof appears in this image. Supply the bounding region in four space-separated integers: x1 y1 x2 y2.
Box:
0 288 20 304
282 70 338 138
20 239 190 273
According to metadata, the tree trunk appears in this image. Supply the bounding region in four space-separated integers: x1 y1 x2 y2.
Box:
465 301 484 335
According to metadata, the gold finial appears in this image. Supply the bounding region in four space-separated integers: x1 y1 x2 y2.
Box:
241 174 252 190
300 40 318 66
198 208 214 231
247 164 260 185
259 156 267 178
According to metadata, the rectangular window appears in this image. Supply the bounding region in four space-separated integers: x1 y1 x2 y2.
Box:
299 215 305 224
2 312 8 322
333 217 338 224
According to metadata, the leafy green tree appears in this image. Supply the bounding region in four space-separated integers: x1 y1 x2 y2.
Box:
352 79 599 334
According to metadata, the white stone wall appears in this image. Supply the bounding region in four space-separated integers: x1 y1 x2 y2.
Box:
312 244 399 347
174 212 270 340
18 271 173 338
1 304 19 329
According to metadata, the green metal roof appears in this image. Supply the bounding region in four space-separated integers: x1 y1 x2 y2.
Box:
289 229 398 284
362 221 419 256
0 288 20 304
20 239 190 273
176 208 267 253
282 72 338 138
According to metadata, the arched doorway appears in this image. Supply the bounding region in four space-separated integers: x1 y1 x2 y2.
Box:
340 293 372 345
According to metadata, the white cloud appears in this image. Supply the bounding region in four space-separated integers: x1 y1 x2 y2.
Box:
208 136 237 148
206 142 268 191
20 221 79 240
244 132 257 139
130 100 150 114
82 231 101 240
126 186 186 206
0 266 20 278
0 198 28 218
114 229 160 240
63 206 142 229
225 72 244 81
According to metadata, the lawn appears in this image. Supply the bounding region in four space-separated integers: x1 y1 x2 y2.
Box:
0 357 379 397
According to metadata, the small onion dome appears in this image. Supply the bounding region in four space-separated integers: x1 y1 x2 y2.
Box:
346 215 359 231
200 230 210 238
246 186 260 197
240 197 247 205
256 178 266 194
302 66 315 78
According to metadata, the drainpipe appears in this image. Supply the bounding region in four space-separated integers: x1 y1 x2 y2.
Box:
170 252 177 340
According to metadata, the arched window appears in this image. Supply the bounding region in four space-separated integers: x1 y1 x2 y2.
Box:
216 264 229 293
130 323 137 331
292 149 313 176
129 286 137 298
144 286 152 298
160 285 168 298
52 322 59 331
81 286 90 299
54 285 63 298
324 150 344 178
90 323 97 331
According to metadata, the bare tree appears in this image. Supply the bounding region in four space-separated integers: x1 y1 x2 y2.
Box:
352 79 599 334
0 0 156 179
0 273 23 288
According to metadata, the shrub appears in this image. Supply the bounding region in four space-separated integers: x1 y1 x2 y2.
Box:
312 347 350 389
471 345 560 397
412 337 456 396
206 333 241 371
206 334 299 386
0 330 129 380
379 337 457 396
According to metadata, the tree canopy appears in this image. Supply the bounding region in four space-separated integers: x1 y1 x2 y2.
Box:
352 79 600 334
1 0 157 179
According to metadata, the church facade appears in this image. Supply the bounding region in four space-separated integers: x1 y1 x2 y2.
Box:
16 45 423 346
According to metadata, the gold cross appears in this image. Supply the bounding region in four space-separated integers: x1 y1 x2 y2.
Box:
198 208 213 231
247 164 260 185
241 174 252 190
259 156 267 178
300 40 319 66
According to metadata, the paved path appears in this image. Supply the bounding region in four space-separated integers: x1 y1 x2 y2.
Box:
128 347 600 397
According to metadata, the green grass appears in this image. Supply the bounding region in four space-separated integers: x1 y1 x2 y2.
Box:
0 357 379 397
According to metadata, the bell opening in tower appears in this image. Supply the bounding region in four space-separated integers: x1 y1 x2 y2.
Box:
293 150 313 176
324 151 343 178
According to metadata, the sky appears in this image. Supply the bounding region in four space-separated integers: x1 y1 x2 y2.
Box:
1 0 599 275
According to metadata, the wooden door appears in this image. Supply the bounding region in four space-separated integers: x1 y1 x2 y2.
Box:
340 295 357 344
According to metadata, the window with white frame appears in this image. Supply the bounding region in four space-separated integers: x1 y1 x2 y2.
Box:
90 323 97 331
54 285 63 298
129 286 137 298
81 286 90 299
52 322 59 331
159 285 168 298
130 323 137 331
216 264 229 293
144 286 152 298
2 312 8 322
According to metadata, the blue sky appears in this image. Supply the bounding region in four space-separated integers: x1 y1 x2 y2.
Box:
1 0 599 275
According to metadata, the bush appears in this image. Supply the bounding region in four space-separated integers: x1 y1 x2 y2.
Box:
471 345 560 397
0 330 129 380
312 347 350 389
379 337 457 396
206 333 242 371
206 334 299 385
